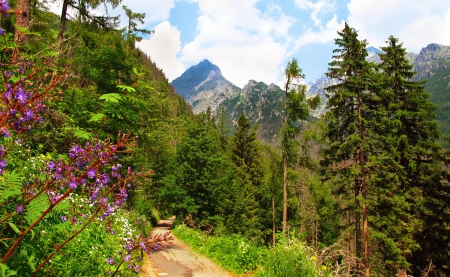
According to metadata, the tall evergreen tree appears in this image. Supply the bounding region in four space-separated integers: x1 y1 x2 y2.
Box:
227 113 265 240
322 23 381 276
281 58 320 235
379 36 449 277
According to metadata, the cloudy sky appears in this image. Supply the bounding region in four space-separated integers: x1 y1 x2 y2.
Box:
49 0 450 87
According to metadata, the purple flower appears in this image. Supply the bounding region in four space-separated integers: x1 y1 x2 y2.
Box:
69 181 77 189
101 173 110 184
107 257 114 265
100 196 108 205
23 109 33 121
134 265 140 274
16 205 23 213
0 159 6 169
61 216 67 222
14 86 27 105
87 169 96 179
0 0 9 13
3 129 10 137
124 254 131 261
81 213 87 218
47 161 55 171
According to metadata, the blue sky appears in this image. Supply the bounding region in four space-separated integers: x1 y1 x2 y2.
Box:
49 0 450 87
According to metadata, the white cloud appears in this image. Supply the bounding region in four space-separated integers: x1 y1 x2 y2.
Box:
289 0 344 55
347 0 450 52
136 21 185 81
294 0 335 28
290 14 344 55
179 0 294 87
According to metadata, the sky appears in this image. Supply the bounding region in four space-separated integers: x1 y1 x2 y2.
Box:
48 0 450 88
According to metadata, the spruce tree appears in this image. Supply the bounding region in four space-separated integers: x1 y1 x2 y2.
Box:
379 36 449 276
322 23 381 276
281 58 319 235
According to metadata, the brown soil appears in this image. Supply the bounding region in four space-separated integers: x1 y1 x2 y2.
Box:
138 217 235 277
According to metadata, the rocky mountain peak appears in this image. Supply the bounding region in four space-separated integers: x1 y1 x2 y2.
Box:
170 60 240 114
413 43 450 80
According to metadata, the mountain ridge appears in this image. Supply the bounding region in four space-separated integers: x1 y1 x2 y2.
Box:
170 43 450 141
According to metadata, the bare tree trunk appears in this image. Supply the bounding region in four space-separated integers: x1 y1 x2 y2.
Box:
272 196 276 247
282 99 288 235
58 0 70 41
14 0 30 43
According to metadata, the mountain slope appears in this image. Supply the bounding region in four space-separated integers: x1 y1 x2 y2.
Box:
220 80 285 141
170 59 241 114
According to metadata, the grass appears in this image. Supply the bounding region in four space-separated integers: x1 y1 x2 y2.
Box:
172 224 327 277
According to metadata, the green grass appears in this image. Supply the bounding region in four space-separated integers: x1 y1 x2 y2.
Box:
172 225 326 277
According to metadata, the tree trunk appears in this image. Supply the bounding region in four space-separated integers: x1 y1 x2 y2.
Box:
14 0 30 43
282 99 288 235
58 0 69 41
272 196 276 247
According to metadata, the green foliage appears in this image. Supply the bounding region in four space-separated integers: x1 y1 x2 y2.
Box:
173 225 323 277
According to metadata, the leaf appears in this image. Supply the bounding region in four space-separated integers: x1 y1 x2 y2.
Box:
99 93 122 103
0 264 17 277
7 222 21 235
73 129 91 140
25 193 48 225
88 113 106 123
0 171 22 201
117 84 136 93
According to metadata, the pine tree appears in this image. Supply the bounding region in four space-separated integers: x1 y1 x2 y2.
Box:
379 36 449 276
226 112 265 240
322 23 381 276
281 58 319 235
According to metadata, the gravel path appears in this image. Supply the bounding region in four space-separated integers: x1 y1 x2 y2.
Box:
138 217 235 277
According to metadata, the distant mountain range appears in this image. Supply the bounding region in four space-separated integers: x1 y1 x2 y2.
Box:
170 44 450 142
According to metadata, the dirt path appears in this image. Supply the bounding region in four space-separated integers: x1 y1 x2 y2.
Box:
138 217 235 277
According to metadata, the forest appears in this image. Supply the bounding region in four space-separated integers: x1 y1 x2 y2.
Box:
0 1 449 277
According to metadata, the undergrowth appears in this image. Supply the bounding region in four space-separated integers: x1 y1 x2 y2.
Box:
173 224 330 277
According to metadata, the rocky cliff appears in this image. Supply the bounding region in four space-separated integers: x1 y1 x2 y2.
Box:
170 59 241 114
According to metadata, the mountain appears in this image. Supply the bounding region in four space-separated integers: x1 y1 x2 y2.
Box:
366 46 383 63
220 80 285 141
412 43 450 80
170 59 240 114
170 43 450 143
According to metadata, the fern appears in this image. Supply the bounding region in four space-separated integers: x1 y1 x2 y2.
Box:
0 171 22 202
62 127 92 140
117 85 136 93
0 264 17 277
88 112 106 123
25 193 48 225
99 93 122 103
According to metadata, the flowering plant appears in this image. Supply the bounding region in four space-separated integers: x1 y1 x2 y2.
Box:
0 8 172 276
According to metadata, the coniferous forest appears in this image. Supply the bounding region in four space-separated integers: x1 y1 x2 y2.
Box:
0 1 449 277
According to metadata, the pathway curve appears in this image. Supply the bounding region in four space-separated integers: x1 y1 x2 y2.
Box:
139 217 235 277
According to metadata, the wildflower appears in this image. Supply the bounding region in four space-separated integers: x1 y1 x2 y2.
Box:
14 86 27 105
3 129 9 137
23 109 33 121
0 0 9 13
124 254 131 261
87 168 96 179
107 257 114 265
69 181 77 189
16 205 23 213
61 216 67 222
